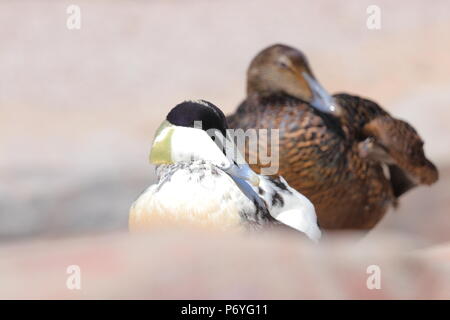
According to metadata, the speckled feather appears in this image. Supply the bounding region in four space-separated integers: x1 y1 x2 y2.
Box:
129 160 320 239
227 93 438 230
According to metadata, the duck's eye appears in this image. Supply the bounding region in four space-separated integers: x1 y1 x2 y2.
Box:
277 61 289 69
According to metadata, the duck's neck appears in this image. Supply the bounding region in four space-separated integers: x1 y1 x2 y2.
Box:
248 90 310 108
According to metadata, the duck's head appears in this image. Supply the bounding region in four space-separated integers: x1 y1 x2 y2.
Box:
247 44 341 116
150 100 260 186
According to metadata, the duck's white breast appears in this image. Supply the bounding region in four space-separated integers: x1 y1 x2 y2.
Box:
129 161 255 231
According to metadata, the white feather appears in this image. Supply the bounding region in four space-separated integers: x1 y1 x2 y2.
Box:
256 176 321 242
171 127 231 169
129 161 255 231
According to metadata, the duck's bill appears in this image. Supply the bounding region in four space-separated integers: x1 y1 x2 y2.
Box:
303 72 341 116
224 163 260 187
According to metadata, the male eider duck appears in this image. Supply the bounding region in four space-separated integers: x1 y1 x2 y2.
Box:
227 44 438 230
129 100 321 241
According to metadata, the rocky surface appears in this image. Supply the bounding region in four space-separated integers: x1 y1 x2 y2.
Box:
0 230 449 299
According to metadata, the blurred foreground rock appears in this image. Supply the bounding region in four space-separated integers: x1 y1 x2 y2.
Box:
0 229 448 299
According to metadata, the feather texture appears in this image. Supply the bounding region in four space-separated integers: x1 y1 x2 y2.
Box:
129 160 320 241
227 93 438 230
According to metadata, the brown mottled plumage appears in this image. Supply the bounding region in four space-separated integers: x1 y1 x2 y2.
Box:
227 44 438 230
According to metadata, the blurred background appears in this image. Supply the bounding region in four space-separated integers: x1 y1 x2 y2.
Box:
0 0 449 299
1 0 449 242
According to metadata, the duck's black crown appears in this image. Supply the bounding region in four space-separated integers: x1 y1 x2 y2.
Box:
167 100 228 136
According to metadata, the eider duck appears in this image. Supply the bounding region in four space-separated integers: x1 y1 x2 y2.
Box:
227 44 438 230
129 100 321 241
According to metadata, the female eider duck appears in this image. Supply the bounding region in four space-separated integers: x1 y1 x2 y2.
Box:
129 100 321 241
227 44 438 230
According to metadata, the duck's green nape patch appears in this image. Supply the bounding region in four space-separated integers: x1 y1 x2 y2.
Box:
149 120 174 165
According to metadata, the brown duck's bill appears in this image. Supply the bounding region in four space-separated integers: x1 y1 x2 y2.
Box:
303 72 342 116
